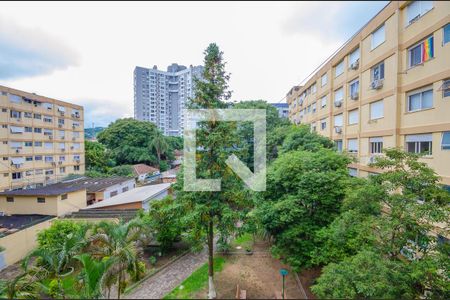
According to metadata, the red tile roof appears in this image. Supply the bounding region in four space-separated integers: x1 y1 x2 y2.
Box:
133 164 159 176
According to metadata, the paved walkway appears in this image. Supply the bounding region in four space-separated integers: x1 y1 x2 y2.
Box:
127 248 208 299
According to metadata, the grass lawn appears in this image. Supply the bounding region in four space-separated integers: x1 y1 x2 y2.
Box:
163 257 227 299
230 233 253 249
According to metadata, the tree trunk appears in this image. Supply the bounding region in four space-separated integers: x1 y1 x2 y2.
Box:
207 219 216 299
117 271 122 300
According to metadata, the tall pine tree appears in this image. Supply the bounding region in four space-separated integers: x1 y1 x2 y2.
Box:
175 43 250 298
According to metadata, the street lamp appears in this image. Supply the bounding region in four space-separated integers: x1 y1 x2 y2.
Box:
280 268 288 299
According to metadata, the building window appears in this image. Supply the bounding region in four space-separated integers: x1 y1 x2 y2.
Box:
441 79 450 98
409 36 434 67
335 140 343 152
334 114 343 127
24 141 33 147
371 24 385 49
335 60 344 77
441 132 450 150
407 87 433 112
348 168 358 177
321 74 327 86
312 102 316 113
370 100 384 120
12 172 22 180
24 127 32 132
110 191 118 197
37 197 46 203
24 112 32 118
61 194 68 200
320 118 327 130
444 24 450 45
34 142 42 147
348 48 360 68
321 96 327 108
34 127 42 133
35 169 43 175
59 167 66 173
406 133 432 155
26 156 33 161
349 79 359 99
348 109 359 125
74 165 80 171
334 87 344 106
370 137 383 154
34 113 41 119
348 138 358 153
122 187 129 193
45 169 54 175
6 197 14 203
35 155 43 161
371 61 385 81
406 1 433 25
10 110 21 119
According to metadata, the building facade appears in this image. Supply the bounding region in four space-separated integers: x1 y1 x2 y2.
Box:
287 1 450 186
134 63 203 136
271 103 289 118
0 85 85 191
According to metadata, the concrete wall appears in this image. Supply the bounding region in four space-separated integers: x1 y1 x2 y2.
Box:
0 189 87 216
0 217 54 267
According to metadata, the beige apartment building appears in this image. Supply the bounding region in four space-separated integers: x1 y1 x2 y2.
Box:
287 1 450 187
0 85 85 191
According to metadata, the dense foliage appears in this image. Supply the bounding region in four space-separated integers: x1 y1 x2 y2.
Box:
256 149 351 269
311 149 450 298
84 118 183 176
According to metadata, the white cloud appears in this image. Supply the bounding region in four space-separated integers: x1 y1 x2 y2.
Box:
0 16 79 79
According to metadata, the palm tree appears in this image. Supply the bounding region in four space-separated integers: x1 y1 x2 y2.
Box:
89 220 145 299
149 132 169 169
22 231 87 299
0 273 40 299
75 254 115 299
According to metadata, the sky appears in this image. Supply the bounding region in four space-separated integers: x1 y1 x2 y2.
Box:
0 1 388 127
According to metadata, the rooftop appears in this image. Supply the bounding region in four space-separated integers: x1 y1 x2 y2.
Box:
61 176 135 193
0 214 54 236
0 176 134 196
87 183 171 209
133 164 159 176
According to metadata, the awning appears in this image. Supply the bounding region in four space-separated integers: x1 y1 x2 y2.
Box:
10 126 24 133
405 134 432 142
11 157 25 164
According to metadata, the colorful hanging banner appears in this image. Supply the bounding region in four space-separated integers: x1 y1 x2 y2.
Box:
422 36 434 62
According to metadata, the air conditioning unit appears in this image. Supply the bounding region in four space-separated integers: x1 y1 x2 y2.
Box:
334 126 342 134
58 124 63 128
369 155 382 164
350 59 359 70
371 80 383 90
334 100 343 107
350 92 359 100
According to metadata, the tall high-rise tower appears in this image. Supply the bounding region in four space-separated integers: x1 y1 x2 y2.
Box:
134 63 203 136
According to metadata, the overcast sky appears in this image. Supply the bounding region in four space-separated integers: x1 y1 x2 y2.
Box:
0 1 387 127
